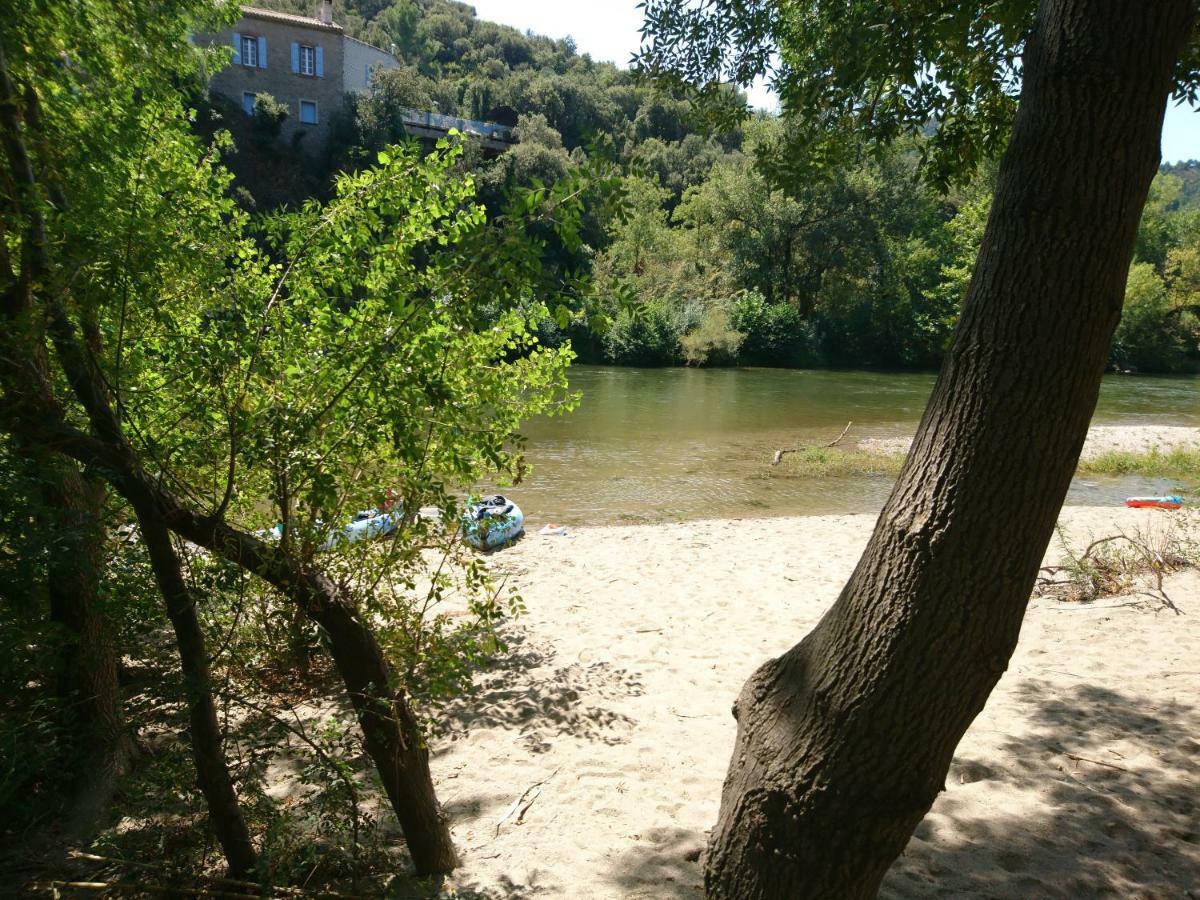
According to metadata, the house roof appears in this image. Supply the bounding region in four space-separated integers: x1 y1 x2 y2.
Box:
240 6 343 33
344 33 397 60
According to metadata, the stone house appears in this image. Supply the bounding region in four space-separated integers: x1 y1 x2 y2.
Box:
205 3 517 155
206 2 400 152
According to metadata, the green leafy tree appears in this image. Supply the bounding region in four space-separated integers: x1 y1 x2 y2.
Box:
1 0 586 879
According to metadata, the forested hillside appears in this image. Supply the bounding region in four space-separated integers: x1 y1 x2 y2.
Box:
244 0 1200 373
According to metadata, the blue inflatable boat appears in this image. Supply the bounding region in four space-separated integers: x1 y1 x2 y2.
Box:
463 495 524 549
256 502 401 552
319 508 401 551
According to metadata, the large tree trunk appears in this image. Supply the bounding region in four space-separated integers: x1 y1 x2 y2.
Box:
133 505 258 877
704 2 1194 897
41 459 137 838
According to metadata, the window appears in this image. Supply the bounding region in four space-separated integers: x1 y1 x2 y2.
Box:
290 42 323 77
299 100 318 125
233 32 265 69
240 34 258 68
242 92 257 115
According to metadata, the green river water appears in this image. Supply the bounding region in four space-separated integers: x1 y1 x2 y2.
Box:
509 366 1200 525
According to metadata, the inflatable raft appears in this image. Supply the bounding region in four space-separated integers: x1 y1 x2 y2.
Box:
1125 496 1184 510
463 495 524 549
256 496 402 551
319 508 401 551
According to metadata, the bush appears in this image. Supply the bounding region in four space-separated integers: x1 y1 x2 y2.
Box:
602 298 680 365
679 306 744 366
729 291 813 366
1112 262 1193 372
250 93 289 143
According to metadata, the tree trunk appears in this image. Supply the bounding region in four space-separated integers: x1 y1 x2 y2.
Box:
6 354 459 874
133 505 258 877
704 2 1194 897
310 594 461 874
41 459 138 838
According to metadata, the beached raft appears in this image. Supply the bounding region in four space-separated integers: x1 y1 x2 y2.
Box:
257 506 401 551
463 495 524 549
1125 495 1184 510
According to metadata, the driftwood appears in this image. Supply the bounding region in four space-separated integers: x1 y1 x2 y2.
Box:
771 421 853 466
495 768 560 836
1036 528 1188 614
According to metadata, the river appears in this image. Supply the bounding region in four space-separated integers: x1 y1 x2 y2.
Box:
509 366 1200 525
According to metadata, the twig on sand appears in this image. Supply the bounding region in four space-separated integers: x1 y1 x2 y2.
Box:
496 768 560 836
772 421 853 466
1065 753 1131 773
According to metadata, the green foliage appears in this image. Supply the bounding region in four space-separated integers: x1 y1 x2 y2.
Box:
250 92 289 142
680 306 745 366
1114 262 1196 372
602 298 683 366
638 0 1043 189
0 0 602 882
236 1 1199 375
729 291 812 366
1077 446 1200 485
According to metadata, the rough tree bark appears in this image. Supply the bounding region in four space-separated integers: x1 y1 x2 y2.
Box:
704 2 1195 897
134 506 258 876
40 459 138 839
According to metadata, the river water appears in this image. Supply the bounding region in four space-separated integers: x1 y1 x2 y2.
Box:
510 366 1200 525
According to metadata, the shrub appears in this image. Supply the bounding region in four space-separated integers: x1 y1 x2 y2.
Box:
679 306 745 366
602 298 681 365
250 93 289 142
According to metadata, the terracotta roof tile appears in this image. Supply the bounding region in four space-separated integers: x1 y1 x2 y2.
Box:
240 6 342 32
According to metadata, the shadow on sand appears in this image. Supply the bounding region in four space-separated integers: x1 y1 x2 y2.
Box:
600 679 1197 900
432 631 644 753
882 679 1198 898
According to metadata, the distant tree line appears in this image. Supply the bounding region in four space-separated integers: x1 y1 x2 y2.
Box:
241 0 1200 373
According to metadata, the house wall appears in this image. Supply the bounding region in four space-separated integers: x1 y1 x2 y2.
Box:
343 36 400 94
207 13 345 153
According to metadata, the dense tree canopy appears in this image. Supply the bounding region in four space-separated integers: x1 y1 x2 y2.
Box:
233 0 1200 374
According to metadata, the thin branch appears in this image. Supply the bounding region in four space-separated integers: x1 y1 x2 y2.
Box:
772 420 853 466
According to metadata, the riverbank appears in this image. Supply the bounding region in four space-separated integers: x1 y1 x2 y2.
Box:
856 424 1200 461
431 507 1199 898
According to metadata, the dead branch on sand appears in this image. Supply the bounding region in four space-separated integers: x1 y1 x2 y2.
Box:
771 421 853 466
1036 527 1191 614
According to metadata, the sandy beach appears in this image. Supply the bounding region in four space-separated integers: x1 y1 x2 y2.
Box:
858 425 1200 460
427 506 1199 899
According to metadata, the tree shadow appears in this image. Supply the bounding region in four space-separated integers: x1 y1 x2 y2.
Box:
881 679 1200 898
604 825 706 899
432 632 643 753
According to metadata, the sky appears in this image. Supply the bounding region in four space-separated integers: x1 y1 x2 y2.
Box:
467 0 1199 163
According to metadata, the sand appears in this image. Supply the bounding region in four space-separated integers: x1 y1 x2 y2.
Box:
857 424 1200 459
428 506 1199 899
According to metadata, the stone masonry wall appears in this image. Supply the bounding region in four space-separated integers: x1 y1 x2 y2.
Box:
207 13 345 154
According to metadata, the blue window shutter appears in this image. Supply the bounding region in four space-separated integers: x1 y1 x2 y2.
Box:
231 32 241 65
291 42 300 73
257 36 267 68
315 45 324 77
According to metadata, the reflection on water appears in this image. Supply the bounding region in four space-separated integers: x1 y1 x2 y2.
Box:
506 366 1200 525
